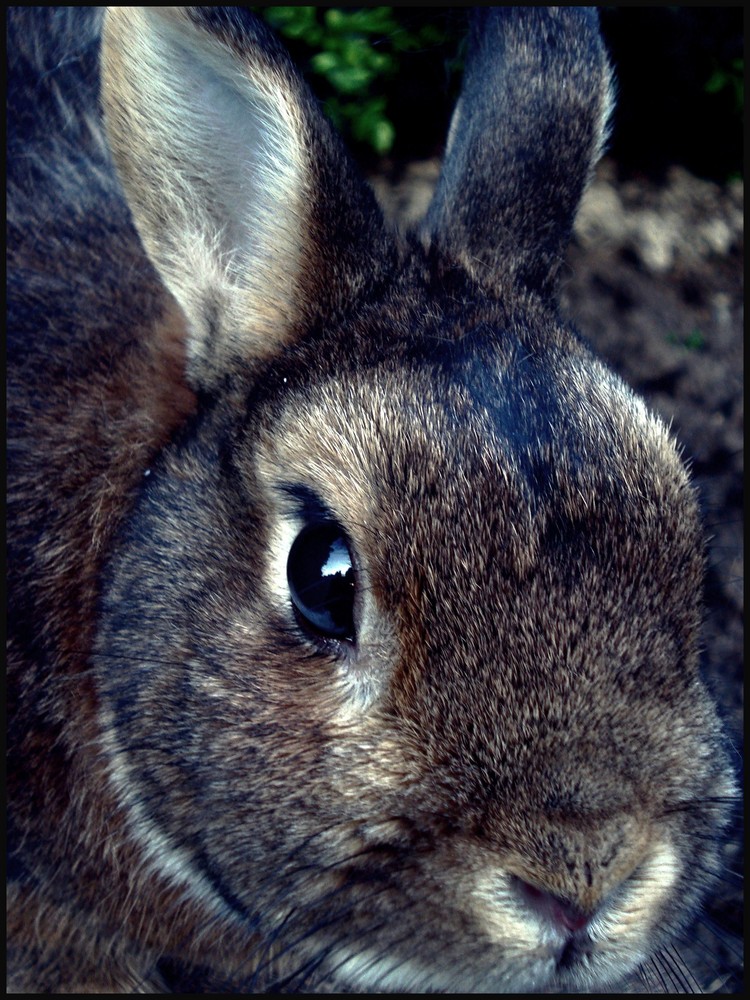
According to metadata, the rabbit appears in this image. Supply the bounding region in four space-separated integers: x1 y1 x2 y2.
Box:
6 6 736 994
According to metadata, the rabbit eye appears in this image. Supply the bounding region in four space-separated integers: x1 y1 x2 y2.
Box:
287 523 355 641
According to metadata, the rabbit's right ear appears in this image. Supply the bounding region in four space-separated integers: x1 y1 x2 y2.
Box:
422 8 613 300
101 8 392 389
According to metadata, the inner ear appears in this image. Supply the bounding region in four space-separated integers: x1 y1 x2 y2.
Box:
101 8 394 392
101 8 312 387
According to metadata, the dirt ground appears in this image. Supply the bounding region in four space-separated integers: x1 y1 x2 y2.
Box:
371 160 744 993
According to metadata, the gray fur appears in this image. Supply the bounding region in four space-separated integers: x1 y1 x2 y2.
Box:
7 6 734 993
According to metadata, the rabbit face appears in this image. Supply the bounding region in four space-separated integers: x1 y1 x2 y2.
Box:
8 6 735 994
94 276 728 991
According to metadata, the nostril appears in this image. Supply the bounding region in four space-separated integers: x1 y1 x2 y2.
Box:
515 877 592 935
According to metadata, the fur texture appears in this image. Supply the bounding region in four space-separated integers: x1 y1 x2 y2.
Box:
7 6 734 993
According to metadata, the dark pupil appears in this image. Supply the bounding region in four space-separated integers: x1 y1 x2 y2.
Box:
287 523 355 640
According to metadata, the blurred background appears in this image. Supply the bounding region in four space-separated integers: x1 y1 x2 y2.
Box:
258 7 744 994
257 6 742 182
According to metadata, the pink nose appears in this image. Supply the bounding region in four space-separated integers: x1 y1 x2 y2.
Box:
516 878 593 934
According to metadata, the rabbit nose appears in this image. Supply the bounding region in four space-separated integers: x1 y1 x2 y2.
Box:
515 878 593 935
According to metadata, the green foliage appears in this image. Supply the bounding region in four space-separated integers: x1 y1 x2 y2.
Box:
259 7 459 156
704 58 744 116
667 328 706 351
705 58 744 181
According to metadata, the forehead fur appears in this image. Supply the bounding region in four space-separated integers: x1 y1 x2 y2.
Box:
251 307 690 542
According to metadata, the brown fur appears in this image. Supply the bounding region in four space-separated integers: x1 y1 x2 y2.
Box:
7 7 734 993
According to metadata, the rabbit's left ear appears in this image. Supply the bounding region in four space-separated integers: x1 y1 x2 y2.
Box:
101 7 392 388
422 8 613 300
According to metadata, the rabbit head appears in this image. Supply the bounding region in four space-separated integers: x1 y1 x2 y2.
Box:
7 6 734 993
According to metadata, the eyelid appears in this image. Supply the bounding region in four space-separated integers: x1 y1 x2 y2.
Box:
277 483 334 524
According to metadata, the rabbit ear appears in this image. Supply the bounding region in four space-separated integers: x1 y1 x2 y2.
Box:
422 7 613 299
101 7 391 388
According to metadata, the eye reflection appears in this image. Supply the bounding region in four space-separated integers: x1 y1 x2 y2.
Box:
287 523 355 640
